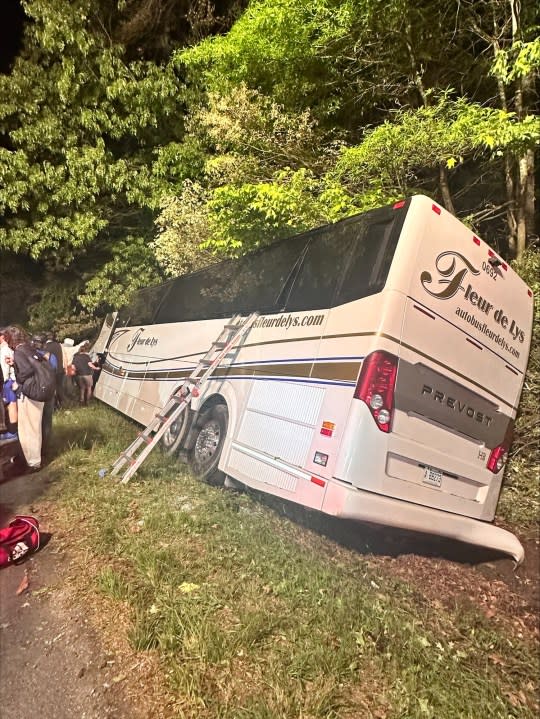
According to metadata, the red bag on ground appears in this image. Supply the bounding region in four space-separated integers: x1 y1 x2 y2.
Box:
0 515 40 567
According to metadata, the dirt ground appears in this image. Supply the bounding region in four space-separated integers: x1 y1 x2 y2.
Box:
1 463 539 718
0 467 171 719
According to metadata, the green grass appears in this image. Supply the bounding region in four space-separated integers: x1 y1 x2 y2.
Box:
44 403 538 719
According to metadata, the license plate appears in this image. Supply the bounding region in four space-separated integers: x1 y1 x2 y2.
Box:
423 465 442 488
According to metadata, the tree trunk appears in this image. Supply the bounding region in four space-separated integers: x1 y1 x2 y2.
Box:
439 165 455 215
524 148 535 241
504 153 517 256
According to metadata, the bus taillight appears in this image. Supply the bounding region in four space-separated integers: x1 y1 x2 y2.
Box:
354 351 398 433
487 445 508 474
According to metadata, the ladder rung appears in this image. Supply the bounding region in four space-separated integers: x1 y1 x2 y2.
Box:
212 341 227 349
138 432 153 445
199 358 213 366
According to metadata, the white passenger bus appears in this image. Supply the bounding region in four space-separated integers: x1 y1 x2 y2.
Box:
94 195 534 562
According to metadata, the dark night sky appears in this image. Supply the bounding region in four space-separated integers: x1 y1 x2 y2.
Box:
0 0 25 74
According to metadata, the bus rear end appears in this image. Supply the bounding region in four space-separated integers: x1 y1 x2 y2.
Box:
330 195 533 561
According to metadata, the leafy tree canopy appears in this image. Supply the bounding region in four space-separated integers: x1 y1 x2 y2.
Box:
0 0 191 328
0 0 537 334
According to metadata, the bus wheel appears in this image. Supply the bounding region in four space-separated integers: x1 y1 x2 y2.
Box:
188 404 228 485
162 407 190 456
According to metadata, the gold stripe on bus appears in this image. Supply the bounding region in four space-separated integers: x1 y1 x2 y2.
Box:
212 361 361 383
103 360 361 384
242 330 517 410
240 331 376 350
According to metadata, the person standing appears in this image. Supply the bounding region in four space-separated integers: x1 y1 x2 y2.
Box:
32 335 57 450
0 327 18 440
72 342 99 405
45 332 65 408
3 325 45 472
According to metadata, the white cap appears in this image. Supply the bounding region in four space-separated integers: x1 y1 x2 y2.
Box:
64 338 74 346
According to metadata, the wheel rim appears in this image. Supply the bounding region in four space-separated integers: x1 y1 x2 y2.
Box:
163 419 181 448
194 419 221 467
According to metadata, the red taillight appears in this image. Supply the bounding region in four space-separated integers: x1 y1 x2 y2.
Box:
473 236 481 246
487 445 508 474
354 350 398 433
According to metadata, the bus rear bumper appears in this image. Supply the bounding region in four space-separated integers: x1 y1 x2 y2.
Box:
322 482 524 564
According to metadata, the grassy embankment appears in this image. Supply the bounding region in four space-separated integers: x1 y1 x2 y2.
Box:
39 400 538 719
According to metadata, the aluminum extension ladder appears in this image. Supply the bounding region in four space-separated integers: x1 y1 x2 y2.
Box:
110 311 259 483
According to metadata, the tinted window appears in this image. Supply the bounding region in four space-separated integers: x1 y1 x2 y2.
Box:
154 232 309 324
118 282 173 326
285 207 401 311
335 212 400 306
127 202 406 325
285 223 356 312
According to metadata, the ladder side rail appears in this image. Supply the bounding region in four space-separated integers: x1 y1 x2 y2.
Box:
110 392 191 476
118 397 192 482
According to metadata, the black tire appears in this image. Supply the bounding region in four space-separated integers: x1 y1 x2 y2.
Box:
162 405 191 456
188 404 228 485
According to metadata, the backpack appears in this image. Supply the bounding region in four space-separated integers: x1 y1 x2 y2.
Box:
0 515 40 568
21 349 56 402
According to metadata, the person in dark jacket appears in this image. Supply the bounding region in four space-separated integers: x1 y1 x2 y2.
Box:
72 342 99 405
32 335 56 450
45 331 65 408
3 325 44 472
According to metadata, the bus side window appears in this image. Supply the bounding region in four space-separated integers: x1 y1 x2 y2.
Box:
118 282 173 326
335 217 399 306
284 225 356 313
154 233 310 323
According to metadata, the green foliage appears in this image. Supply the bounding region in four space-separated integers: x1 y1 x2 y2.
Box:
153 182 213 277
154 165 394 270
153 85 345 270
205 169 325 255
78 235 163 313
178 0 478 129
192 85 338 184
26 274 99 339
491 38 540 84
0 0 184 324
179 0 341 113
499 249 540 527
335 95 540 195
1 0 538 331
